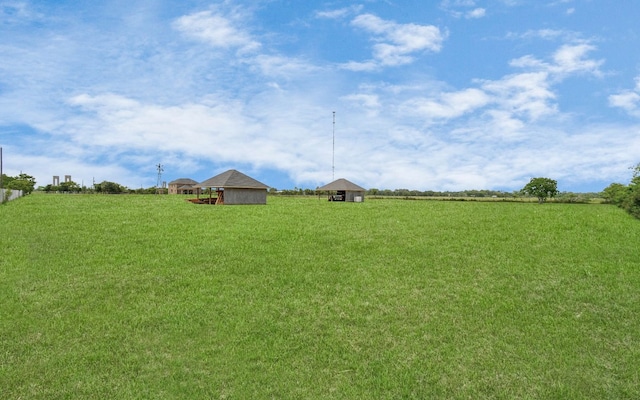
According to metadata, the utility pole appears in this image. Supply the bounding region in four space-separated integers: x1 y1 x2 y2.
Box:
0 146 3 189
332 111 335 181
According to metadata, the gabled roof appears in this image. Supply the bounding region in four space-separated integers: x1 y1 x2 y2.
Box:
197 169 269 189
169 178 198 185
318 178 365 191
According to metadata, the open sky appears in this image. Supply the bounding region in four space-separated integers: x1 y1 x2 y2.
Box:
1 0 640 192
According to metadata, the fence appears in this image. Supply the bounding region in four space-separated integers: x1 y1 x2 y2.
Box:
0 188 23 203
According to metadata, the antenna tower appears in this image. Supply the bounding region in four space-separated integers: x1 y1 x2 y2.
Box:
156 163 164 194
332 111 335 181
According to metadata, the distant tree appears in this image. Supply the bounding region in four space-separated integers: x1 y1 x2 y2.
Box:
7 173 36 194
59 180 81 193
602 183 629 205
95 180 126 194
521 177 559 203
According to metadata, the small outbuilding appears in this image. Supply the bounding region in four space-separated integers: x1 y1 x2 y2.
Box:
318 178 366 202
168 178 200 195
195 169 269 205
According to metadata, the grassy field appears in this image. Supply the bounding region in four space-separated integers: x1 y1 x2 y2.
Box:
1 194 639 399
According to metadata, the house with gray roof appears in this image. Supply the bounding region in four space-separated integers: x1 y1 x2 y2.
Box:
195 169 269 205
318 178 366 202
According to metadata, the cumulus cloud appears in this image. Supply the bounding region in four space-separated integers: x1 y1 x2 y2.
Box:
401 42 601 125
509 42 603 79
481 71 557 120
551 43 603 76
390 40 604 141
343 13 445 70
173 9 260 53
609 77 640 117
63 88 340 185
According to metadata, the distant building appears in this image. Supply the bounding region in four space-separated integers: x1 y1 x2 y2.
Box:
168 178 199 195
318 178 366 202
195 169 269 205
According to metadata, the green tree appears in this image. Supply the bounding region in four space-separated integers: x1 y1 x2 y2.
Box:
0 173 12 188
521 177 559 203
621 163 640 218
95 180 126 194
602 183 629 205
59 180 81 193
7 173 36 194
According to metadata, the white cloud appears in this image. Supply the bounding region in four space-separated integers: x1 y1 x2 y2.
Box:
396 64 560 126
62 88 341 186
376 42 602 132
551 43 603 76
346 13 445 68
609 77 640 117
509 42 603 79
440 0 476 7
466 8 486 18
342 93 381 110
507 28 581 43
173 9 260 53
250 54 322 79
315 5 363 20
401 88 490 120
440 0 485 19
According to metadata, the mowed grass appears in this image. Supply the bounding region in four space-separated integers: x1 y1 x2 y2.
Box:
1 194 639 399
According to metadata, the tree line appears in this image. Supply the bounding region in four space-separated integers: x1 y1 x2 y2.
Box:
1 173 37 194
273 182 599 204
40 180 161 194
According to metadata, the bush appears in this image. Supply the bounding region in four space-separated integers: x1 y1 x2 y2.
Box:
607 163 640 219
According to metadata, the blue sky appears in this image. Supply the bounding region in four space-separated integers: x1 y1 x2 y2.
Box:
1 0 639 192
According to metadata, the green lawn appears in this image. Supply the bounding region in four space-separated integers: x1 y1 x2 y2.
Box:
1 194 639 399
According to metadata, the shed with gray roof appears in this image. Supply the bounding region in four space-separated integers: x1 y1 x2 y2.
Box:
318 178 366 202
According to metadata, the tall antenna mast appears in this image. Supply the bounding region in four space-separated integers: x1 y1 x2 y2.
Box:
156 163 164 194
332 111 335 181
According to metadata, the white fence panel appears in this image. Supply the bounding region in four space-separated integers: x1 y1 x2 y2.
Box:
0 188 23 202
